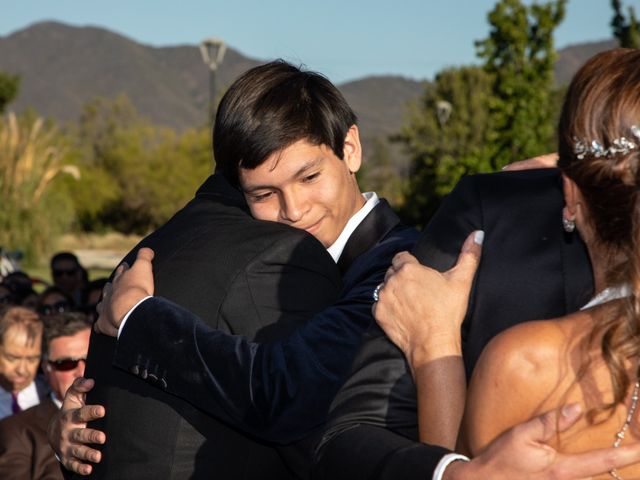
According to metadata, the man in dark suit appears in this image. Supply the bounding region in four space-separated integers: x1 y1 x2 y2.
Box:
0 312 91 480
314 169 595 479
54 67 640 479
52 60 418 479
63 167 640 480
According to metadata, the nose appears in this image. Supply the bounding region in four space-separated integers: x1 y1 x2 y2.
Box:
76 359 87 377
14 358 28 376
279 188 308 223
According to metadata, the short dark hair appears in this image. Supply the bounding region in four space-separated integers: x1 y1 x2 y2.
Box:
42 312 92 359
213 60 357 187
50 251 80 270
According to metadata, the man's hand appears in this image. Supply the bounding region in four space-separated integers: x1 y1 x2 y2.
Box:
373 231 483 370
502 152 559 171
446 404 640 479
47 377 106 475
94 247 155 337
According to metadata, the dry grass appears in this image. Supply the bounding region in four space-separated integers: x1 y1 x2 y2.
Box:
55 232 142 251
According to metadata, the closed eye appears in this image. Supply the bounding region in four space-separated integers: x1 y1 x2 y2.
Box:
250 191 274 202
302 172 320 182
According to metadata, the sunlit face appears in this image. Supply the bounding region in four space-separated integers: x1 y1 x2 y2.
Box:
0 325 42 393
44 328 90 402
240 126 364 247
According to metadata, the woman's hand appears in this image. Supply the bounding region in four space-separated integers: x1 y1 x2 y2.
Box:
373 230 483 372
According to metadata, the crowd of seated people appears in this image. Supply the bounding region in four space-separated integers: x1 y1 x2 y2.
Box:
0 251 108 323
0 251 98 479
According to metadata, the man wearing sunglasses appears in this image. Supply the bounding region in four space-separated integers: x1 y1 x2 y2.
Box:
0 312 91 479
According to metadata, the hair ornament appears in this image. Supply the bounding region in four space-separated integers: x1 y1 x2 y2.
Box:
573 125 640 160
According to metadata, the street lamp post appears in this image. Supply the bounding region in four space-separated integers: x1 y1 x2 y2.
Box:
199 37 227 124
436 100 452 128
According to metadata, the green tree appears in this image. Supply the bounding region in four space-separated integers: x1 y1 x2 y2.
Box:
0 72 20 114
611 0 640 48
397 1 565 226
69 95 212 234
477 0 565 168
358 136 404 205
397 66 493 226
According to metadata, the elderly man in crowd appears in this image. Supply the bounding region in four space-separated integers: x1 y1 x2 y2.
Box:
0 312 91 479
0 306 47 420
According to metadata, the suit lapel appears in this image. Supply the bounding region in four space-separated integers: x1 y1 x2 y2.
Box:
337 199 400 274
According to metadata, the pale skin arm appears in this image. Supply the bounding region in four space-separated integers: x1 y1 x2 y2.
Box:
373 231 483 449
46 377 106 475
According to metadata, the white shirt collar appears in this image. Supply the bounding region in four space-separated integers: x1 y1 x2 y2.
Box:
327 192 379 263
51 392 63 409
16 381 40 410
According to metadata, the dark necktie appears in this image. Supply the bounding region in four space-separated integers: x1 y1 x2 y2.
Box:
11 392 21 414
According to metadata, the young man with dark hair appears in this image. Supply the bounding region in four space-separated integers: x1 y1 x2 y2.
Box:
0 312 91 479
53 60 417 480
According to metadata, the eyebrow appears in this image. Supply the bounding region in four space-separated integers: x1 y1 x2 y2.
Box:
243 155 324 193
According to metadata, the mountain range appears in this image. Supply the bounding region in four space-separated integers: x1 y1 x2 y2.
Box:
0 21 618 149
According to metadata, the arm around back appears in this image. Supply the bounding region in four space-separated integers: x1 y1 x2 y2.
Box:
113 228 349 442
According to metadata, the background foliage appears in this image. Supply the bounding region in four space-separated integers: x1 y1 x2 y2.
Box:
1 0 636 262
398 0 567 226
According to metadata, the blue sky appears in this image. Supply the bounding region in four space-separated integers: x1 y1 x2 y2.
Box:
1 0 637 83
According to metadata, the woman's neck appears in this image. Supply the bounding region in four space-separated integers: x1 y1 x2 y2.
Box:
586 241 623 294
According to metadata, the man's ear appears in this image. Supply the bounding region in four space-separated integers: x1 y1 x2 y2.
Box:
343 125 362 174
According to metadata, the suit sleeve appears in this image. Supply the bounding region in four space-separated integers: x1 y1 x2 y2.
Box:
0 417 39 480
314 177 483 479
112 232 397 443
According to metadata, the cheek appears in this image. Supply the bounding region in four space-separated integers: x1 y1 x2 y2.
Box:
26 361 39 375
248 203 277 222
51 372 71 389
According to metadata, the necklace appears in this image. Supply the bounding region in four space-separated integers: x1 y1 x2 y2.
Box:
580 284 631 310
610 381 640 480
580 283 640 480
584 284 638 480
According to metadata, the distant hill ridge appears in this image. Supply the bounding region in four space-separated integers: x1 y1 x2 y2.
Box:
0 21 616 142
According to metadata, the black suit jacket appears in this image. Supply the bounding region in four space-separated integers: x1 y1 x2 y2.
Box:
314 169 594 480
0 397 62 480
108 198 419 479
80 174 342 480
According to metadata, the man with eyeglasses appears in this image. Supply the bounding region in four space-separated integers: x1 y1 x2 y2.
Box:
0 306 47 421
0 312 91 479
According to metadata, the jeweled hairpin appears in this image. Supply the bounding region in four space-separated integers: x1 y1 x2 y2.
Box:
573 124 640 160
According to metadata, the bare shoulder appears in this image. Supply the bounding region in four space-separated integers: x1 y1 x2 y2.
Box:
462 315 583 454
476 317 572 380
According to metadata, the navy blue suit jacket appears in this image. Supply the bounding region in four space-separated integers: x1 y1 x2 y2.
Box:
109 197 418 477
